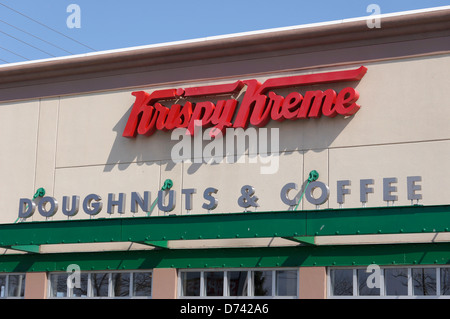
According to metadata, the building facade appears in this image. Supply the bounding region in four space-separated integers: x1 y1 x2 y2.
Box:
0 7 449 299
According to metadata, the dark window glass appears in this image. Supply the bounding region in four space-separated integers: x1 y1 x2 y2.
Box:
331 269 353 296
112 273 130 297
357 269 380 296
228 271 248 296
205 272 223 296
0 276 5 298
441 268 450 296
253 271 272 296
412 268 436 296
276 270 297 296
133 272 152 297
72 273 88 297
49 273 68 297
91 273 109 297
385 268 408 296
7 275 25 297
182 272 200 296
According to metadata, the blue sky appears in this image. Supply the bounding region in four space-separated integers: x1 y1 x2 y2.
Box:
0 0 449 64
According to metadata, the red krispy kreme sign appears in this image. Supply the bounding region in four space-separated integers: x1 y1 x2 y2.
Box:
123 66 367 138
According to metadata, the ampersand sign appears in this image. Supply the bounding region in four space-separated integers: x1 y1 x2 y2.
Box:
238 185 259 209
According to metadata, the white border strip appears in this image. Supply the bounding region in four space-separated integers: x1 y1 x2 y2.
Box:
0 5 449 69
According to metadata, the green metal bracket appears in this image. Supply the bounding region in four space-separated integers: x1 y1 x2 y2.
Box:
138 241 169 249
284 236 316 246
33 188 46 200
148 179 174 216
14 188 46 224
294 170 319 211
3 245 40 254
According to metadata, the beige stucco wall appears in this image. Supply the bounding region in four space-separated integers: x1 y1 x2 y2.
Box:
1 54 449 223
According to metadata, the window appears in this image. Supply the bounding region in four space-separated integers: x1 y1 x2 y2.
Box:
276 270 298 297
412 268 436 296
329 266 450 298
48 271 152 298
441 268 450 296
330 269 353 296
253 271 272 296
357 268 380 296
384 268 408 296
179 269 298 298
228 271 248 296
0 274 25 298
180 271 201 296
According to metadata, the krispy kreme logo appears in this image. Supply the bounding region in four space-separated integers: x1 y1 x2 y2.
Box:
123 66 367 138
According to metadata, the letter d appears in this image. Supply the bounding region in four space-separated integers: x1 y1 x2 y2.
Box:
18 198 35 219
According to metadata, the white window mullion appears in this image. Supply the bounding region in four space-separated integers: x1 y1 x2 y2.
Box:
5 275 8 298
353 269 357 296
248 271 253 297
407 268 413 296
223 271 228 297
87 273 92 298
436 267 441 297
200 271 205 297
67 274 72 298
272 270 276 297
129 272 134 298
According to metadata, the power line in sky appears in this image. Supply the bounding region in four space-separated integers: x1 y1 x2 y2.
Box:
0 45 30 60
0 29 56 57
0 19 74 55
0 2 96 52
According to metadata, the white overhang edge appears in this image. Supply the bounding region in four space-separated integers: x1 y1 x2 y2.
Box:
1 232 449 254
0 5 449 70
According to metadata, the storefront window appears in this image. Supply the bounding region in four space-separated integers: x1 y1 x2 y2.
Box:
357 269 380 296
330 266 450 298
384 268 408 296
112 273 130 297
7 274 25 298
330 269 353 296
179 268 298 298
0 274 25 298
48 271 152 298
276 270 297 296
412 268 436 296
132 272 152 297
0 276 5 298
49 273 68 298
440 268 450 296
205 272 223 296
253 271 272 296
72 273 88 297
181 271 201 296
228 271 248 296
91 273 109 297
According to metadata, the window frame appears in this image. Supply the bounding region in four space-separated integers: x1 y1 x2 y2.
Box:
328 266 450 299
178 268 299 299
48 270 153 299
0 273 26 299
